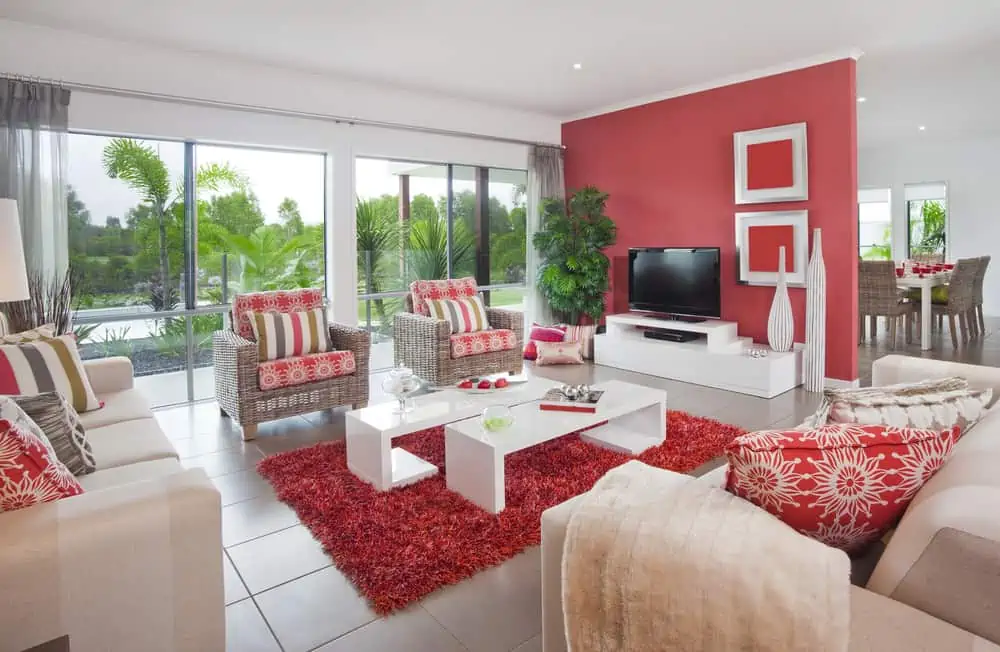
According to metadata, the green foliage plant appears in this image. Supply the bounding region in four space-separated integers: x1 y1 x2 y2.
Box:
95 327 133 358
532 186 617 324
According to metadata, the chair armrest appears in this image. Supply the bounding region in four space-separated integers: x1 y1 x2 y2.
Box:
329 322 371 375
212 330 258 385
394 311 450 342
0 469 224 651
486 307 524 341
83 356 135 394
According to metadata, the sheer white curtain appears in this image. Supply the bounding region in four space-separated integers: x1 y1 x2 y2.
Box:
526 145 564 328
0 78 70 279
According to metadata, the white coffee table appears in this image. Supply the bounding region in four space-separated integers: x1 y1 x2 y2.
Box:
346 377 556 491
444 379 667 513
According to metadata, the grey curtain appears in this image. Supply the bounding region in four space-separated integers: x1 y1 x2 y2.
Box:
0 77 71 277
526 144 565 327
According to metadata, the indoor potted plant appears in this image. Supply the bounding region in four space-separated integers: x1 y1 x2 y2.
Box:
533 186 617 355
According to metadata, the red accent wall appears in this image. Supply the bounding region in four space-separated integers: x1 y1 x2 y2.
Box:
563 60 858 381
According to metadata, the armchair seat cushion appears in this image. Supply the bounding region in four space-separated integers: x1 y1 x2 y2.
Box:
258 350 356 391
450 329 517 359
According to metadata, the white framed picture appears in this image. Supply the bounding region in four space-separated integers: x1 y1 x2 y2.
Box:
735 210 809 286
734 122 808 204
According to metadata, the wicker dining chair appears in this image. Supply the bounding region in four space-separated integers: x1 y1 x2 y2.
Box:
972 255 991 336
859 260 917 348
213 288 370 441
931 258 979 348
393 277 523 386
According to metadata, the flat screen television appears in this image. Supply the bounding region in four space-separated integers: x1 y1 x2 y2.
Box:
628 247 722 319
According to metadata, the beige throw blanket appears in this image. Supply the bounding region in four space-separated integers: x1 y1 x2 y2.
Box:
562 461 851 652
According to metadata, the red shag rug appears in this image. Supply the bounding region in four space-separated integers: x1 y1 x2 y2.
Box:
256 410 743 614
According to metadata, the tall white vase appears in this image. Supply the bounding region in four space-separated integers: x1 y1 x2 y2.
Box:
767 246 794 353
804 228 827 392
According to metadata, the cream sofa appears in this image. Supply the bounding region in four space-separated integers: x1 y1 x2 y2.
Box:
542 355 1000 651
0 357 224 652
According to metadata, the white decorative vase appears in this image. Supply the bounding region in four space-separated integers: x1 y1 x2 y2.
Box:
804 229 827 392
767 246 794 353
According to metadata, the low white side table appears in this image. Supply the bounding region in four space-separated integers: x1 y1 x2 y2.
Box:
444 380 667 513
346 378 555 490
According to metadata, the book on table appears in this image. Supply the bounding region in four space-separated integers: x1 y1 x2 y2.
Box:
539 388 604 413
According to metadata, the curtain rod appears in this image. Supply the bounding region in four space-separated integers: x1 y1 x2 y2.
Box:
2 72 565 150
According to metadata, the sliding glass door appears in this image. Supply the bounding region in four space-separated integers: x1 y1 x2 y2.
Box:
68 133 327 407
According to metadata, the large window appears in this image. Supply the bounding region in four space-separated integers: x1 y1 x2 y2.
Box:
858 188 892 260
68 133 326 407
355 158 528 371
905 182 947 263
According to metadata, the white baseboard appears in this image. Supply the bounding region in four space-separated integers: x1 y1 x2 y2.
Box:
824 377 860 389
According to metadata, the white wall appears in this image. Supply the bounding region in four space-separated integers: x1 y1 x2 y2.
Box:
859 135 1000 316
0 19 562 325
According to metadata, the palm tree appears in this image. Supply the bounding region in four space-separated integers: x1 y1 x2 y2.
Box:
218 226 309 292
356 198 401 331
408 213 474 281
102 138 248 304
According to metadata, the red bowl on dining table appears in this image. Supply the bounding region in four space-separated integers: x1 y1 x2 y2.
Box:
895 268 905 278
944 263 955 271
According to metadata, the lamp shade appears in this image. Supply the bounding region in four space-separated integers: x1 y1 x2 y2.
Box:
0 199 30 302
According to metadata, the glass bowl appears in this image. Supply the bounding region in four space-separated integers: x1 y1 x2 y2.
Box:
481 405 514 434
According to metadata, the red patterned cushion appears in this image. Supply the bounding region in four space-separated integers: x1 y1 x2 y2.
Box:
0 414 84 513
725 424 958 553
232 289 325 340
258 350 356 391
409 278 478 317
523 323 567 360
450 329 517 359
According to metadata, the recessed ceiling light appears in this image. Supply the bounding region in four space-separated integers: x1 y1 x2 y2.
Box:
918 125 927 131
572 63 583 70
857 96 867 103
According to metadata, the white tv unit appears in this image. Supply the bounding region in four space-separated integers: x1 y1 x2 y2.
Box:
594 313 802 398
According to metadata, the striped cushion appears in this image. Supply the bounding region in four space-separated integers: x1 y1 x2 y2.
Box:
0 324 56 344
248 308 331 361
425 296 489 333
0 336 101 413
12 393 95 476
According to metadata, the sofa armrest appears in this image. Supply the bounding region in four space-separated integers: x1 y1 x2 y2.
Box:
486 307 524 342
872 354 1000 394
0 469 224 652
867 485 1000 643
330 322 371 375
83 356 135 394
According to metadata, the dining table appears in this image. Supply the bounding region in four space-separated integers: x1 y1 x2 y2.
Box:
896 271 951 350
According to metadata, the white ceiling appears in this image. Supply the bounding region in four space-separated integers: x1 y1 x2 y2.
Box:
2 0 999 145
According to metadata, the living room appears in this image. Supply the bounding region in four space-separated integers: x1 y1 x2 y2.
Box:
1 3 999 652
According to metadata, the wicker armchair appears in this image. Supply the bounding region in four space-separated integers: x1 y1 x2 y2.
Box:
931 258 979 348
859 260 917 348
213 290 370 440
972 255 991 336
394 279 523 386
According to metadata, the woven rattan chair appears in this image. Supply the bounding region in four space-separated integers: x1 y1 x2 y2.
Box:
931 258 979 348
213 289 370 441
859 260 917 348
394 278 524 386
972 255 991 336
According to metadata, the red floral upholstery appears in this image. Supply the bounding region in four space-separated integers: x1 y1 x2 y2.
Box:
258 350 356 391
725 423 958 553
232 288 325 340
0 416 83 513
409 278 478 316
450 329 516 359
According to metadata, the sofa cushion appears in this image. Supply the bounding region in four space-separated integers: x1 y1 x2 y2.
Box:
12 392 96 475
77 458 184 492
258 350 356 391
409 277 478 317
78 388 154 430
0 335 102 412
726 423 960 553
450 329 517 359
231 288 325 340
426 295 489 333
248 308 331 361
848 586 1000 651
87 418 179 470
826 387 993 434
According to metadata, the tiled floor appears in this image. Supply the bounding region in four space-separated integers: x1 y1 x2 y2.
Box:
154 324 1000 652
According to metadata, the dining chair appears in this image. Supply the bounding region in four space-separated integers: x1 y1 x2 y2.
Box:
930 258 979 348
972 256 991 336
859 260 917 349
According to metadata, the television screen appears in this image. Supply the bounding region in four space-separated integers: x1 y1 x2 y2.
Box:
628 248 721 318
